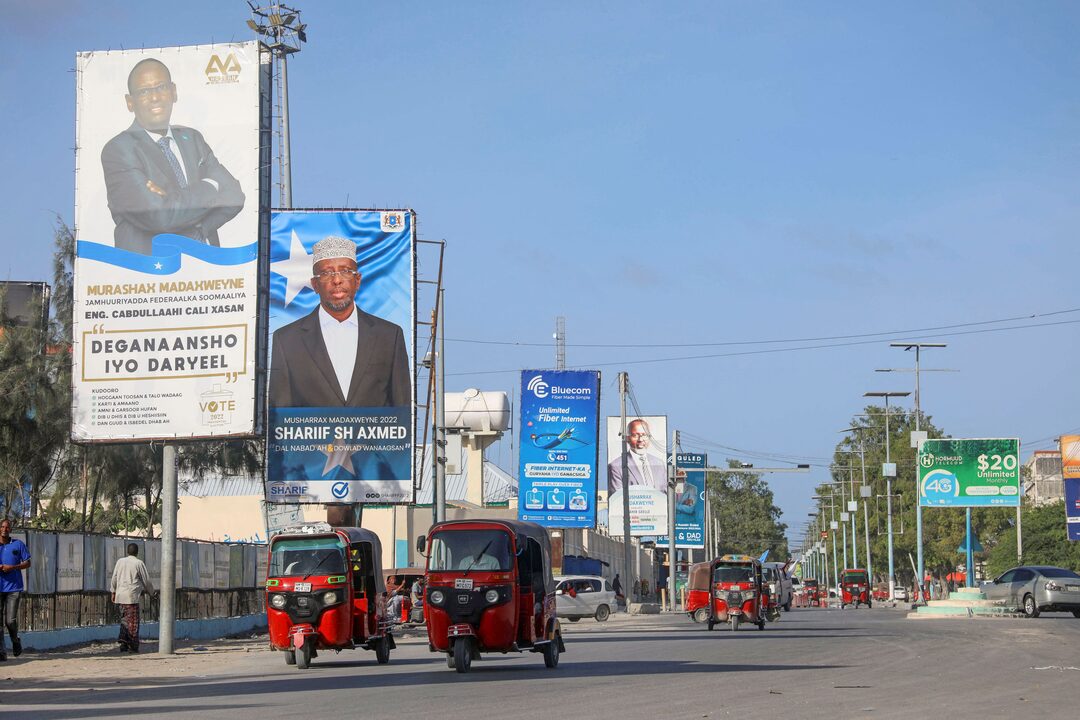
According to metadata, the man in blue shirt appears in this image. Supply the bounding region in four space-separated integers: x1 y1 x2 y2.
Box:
0 519 32 661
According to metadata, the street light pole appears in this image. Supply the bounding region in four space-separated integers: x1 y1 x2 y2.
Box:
865 391 910 602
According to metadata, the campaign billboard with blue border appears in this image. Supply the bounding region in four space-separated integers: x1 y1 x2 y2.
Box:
264 210 414 505
1060 435 1080 541
517 370 601 528
657 453 707 548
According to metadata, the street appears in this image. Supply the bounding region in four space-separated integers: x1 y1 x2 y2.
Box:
3 606 1079 719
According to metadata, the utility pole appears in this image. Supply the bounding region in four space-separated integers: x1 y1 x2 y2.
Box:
864 391 910 602
618 372 633 608
435 289 446 523
882 342 949 602
667 431 679 612
247 2 307 206
158 444 177 654
554 316 565 370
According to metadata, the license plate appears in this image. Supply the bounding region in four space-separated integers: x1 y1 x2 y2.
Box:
1067 585 1080 592
455 579 474 590
294 582 311 592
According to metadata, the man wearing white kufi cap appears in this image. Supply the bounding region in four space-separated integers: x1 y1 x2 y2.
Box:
268 235 411 408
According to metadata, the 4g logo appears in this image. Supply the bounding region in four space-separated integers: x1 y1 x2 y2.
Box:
205 53 241 84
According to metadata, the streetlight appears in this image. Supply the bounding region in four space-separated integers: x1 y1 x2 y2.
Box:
864 391 910 602
840 428 872 584
881 342 950 603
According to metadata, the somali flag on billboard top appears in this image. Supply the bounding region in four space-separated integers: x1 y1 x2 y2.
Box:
517 370 601 529
264 210 415 505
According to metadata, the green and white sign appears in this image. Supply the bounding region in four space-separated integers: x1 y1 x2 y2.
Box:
917 438 1021 507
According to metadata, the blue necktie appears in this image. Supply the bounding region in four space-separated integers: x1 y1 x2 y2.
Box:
157 136 188 188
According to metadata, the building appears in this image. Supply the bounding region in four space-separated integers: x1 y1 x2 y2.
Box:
1023 450 1063 506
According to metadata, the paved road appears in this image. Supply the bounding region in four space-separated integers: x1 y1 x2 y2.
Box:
4 606 1080 719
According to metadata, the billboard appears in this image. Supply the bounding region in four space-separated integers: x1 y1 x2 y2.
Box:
1060 435 1080 541
607 415 668 536
517 370 601 528
917 438 1021 507
264 210 415 504
657 453 707 548
72 43 266 441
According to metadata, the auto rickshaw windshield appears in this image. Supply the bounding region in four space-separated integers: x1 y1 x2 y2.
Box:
428 529 513 572
844 571 868 584
269 537 347 577
713 565 754 583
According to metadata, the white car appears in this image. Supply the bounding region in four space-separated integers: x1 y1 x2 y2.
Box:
555 575 616 622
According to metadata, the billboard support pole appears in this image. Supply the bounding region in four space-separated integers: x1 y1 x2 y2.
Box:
667 432 677 612
619 372 633 608
1016 505 1022 563
159 444 178 655
965 508 974 588
435 288 446 523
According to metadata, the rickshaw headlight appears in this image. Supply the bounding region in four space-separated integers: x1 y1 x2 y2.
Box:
270 594 286 609
430 589 446 606
323 591 339 605
485 589 500 603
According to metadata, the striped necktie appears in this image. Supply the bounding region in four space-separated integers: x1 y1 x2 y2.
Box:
156 136 188 188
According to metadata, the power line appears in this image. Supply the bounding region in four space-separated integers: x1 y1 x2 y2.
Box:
446 306 1080 349
446 317 1080 377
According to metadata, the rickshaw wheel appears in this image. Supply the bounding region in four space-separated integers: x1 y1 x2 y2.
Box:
296 643 312 670
693 608 708 624
543 635 560 668
867 600 872 608
284 649 296 666
730 616 740 632
375 636 391 664
706 620 715 631
446 652 456 669
757 620 765 631
453 638 472 673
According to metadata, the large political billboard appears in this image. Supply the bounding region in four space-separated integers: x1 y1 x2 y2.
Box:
657 452 707 548
917 438 1021 507
264 210 414 505
607 415 668 536
517 370 601 528
1060 435 1080 541
72 43 266 441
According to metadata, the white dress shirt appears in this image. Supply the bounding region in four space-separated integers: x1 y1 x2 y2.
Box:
319 304 359 398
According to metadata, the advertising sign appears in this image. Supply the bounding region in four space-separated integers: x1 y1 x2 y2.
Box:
517 369 601 528
917 438 1021 507
72 42 266 441
1060 435 1080 541
656 453 707 548
607 415 668 536
264 210 415 504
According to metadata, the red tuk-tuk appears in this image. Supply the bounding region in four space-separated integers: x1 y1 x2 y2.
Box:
840 568 871 609
418 519 564 673
706 554 771 631
803 578 821 605
266 524 395 669
685 561 711 623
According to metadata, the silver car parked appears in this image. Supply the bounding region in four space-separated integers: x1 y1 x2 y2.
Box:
555 575 616 622
980 565 1080 618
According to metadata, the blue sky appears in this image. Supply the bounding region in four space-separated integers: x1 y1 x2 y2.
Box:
3 1 1079 542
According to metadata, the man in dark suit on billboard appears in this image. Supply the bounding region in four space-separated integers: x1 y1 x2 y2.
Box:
269 236 411 409
608 418 668 493
101 58 245 255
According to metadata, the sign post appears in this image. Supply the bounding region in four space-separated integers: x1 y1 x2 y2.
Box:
1060 435 1080 542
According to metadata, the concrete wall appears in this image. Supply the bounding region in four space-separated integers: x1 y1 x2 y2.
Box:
23 613 267 651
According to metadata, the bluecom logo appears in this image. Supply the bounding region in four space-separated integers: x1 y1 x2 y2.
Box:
331 481 350 499
527 375 549 398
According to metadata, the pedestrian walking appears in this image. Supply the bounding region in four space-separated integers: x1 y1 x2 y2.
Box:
0 519 31 661
612 573 624 610
110 543 153 653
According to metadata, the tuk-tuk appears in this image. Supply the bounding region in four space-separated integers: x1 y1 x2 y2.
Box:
706 554 772 631
840 569 871 609
266 523 395 669
803 578 821 605
418 519 564 673
685 561 711 623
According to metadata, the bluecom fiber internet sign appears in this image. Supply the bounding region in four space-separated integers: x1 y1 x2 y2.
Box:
518 370 601 528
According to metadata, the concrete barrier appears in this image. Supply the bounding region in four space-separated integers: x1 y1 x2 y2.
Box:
628 603 661 615
23 613 267 651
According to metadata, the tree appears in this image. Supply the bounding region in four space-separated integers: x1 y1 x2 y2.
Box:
708 460 789 560
986 501 1080 577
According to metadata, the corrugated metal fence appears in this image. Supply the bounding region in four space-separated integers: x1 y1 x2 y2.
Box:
9 529 266 632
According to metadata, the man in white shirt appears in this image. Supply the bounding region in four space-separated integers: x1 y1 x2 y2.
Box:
268 236 411 409
110 543 154 653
